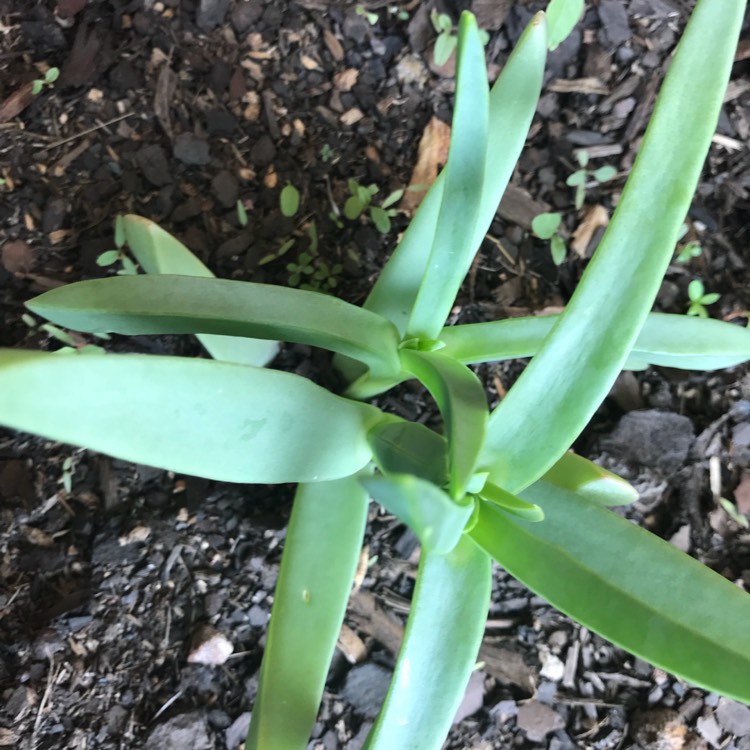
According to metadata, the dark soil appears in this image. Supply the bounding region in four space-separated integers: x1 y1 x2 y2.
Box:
2 1 750 748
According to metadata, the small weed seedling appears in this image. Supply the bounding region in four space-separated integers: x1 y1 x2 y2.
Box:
531 211 567 265
280 183 301 218
236 200 249 227
686 279 720 318
96 216 138 275
344 179 403 233
286 223 343 292
31 67 60 95
566 150 618 209
675 224 703 262
431 11 489 66
355 4 378 25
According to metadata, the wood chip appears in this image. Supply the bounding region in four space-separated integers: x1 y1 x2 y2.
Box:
549 77 609 95
334 68 359 92
340 107 364 126
323 29 344 61
300 53 321 71
571 203 610 257
1 239 35 274
154 64 177 138
187 625 233 666
733 471 750 515
337 623 368 664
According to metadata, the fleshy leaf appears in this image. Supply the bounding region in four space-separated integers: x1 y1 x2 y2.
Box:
361 473 473 555
469 481 750 703
121 214 279 366
247 478 368 750
0 349 382 483
363 536 491 750
481 0 746 493
27 275 402 380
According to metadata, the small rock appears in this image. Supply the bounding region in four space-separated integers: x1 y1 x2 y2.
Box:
136 144 173 187
105 706 129 735
716 698 750 737
345 722 372 750
696 714 722 747
250 134 276 167
42 198 67 234
224 712 251 750
206 108 238 136
598 0 632 46
247 604 268 627
211 171 239 208
230 0 263 33
197 0 230 30
516 700 565 742
174 133 211 166
602 410 694 474
453 671 485 724
188 625 233 666
1 239 35 274
342 664 392 719
145 712 212 750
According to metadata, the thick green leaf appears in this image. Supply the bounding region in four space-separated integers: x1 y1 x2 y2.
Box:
121 214 279 366
542 451 637 506
247 478 369 750
27 275 402 380
368 420 448 487
469 482 750 703
362 473 473 555
0 349 383 483
363 536 492 750
482 0 746 493
405 13 488 341
400 348 487 498
546 0 584 50
440 312 750 371
479 481 544 521
359 13 547 338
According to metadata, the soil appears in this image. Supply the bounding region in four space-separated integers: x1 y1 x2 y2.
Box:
1 1 750 748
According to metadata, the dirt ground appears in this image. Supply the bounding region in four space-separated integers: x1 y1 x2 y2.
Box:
1 0 750 748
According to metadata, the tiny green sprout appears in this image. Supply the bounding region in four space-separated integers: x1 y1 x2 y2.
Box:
388 5 409 21
719 497 749 528
96 250 121 267
31 66 60 95
677 241 703 263
61 456 74 493
355 4 378 25
686 279 721 318
566 150 618 209
431 11 489 66
0 178 6 187
280 183 301 218
319 144 335 163
97 216 139 273
236 200 249 227
532 212 567 265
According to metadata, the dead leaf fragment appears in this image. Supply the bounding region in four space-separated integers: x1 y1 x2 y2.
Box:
0 82 35 124
401 116 451 214
300 53 321 71
119 525 151 545
334 68 359 92
154 64 177 139
2 239 35 274
571 204 610 257
337 623 368 664
188 625 233 666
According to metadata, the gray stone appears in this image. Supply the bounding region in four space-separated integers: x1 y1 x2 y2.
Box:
145 712 212 750
197 0 230 30
174 134 212 166
211 171 239 208
137 144 172 187
716 698 750 737
517 700 565 742
225 712 251 750
342 664 392 719
601 410 694 474
598 0 632 46
230 0 264 34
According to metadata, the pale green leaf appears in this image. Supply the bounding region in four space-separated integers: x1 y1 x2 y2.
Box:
247 478 369 750
0 349 383 483
546 0 584 50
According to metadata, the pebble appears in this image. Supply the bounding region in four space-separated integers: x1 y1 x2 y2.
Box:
225 712 251 750
230 0 263 34
196 0 230 30
144 712 212 750
516 700 565 742
341 663 392 719
174 133 212 166
211 171 239 208
136 144 173 186
716 698 750 737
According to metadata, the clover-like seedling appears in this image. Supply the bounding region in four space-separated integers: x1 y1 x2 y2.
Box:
96 216 138 275
344 179 402 234
355 4 378 25
31 67 60 95
566 150 618 209
532 211 566 265
686 279 720 318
